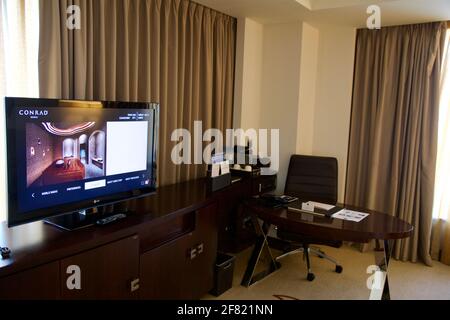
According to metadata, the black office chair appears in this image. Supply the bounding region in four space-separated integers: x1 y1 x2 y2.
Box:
276 155 343 281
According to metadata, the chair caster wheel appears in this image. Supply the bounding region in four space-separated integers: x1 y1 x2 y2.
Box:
335 265 343 273
307 273 315 281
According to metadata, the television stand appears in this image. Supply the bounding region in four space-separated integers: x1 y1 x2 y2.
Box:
44 208 104 231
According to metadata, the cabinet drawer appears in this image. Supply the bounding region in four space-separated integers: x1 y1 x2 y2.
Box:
60 235 140 300
138 211 195 253
0 262 60 300
139 203 219 300
139 233 192 300
252 175 277 195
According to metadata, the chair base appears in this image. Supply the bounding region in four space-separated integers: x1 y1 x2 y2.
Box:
276 245 343 281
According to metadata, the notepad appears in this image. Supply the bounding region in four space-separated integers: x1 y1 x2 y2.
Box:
211 163 220 178
308 201 335 211
332 209 369 222
220 161 230 175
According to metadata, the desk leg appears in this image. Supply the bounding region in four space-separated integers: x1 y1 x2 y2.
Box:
371 239 394 300
241 213 280 287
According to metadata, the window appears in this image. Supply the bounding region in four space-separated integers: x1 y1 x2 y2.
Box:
0 0 39 222
432 29 450 221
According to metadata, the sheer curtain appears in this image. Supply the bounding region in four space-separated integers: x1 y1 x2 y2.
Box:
431 28 450 265
0 0 39 222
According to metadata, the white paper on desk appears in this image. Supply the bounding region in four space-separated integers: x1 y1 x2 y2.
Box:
309 201 335 211
211 163 220 177
220 161 230 175
332 209 369 222
301 202 315 212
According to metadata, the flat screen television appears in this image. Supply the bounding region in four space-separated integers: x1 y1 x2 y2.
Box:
4 97 159 230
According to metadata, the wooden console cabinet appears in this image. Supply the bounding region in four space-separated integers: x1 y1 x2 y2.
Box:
0 179 233 300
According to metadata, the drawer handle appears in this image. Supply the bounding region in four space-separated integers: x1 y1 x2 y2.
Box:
130 278 140 292
189 248 198 260
222 263 233 270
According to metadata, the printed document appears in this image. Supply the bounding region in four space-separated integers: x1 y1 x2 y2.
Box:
332 209 369 222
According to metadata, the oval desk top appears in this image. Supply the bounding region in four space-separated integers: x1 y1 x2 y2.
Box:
245 200 414 243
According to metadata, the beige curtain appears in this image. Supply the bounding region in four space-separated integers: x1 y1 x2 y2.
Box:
38 0 236 186
430 28 450 266
345 22 447 266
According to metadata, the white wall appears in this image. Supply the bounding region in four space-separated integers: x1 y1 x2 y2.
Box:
233 18 264 130
297 22 319 155
259 22 303 192
312 24 356 202
233 19 305 192
234 19 356 200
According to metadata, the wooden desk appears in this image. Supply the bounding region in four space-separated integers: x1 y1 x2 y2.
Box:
241 199 414 300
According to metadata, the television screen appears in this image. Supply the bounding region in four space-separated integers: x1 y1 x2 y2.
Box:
5 98 159 227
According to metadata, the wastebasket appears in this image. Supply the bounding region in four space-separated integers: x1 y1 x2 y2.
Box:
210 252 236 297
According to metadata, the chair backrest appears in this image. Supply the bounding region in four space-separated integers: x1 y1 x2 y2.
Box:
284 155 338 205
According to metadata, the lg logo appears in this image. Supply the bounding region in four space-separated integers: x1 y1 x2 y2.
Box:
66 265 81 290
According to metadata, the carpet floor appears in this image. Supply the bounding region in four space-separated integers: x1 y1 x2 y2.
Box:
204 244 450 300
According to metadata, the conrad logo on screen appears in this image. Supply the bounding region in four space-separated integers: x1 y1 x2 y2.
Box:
18 109 49 116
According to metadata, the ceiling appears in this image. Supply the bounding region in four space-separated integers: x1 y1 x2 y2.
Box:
194 0 450 27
